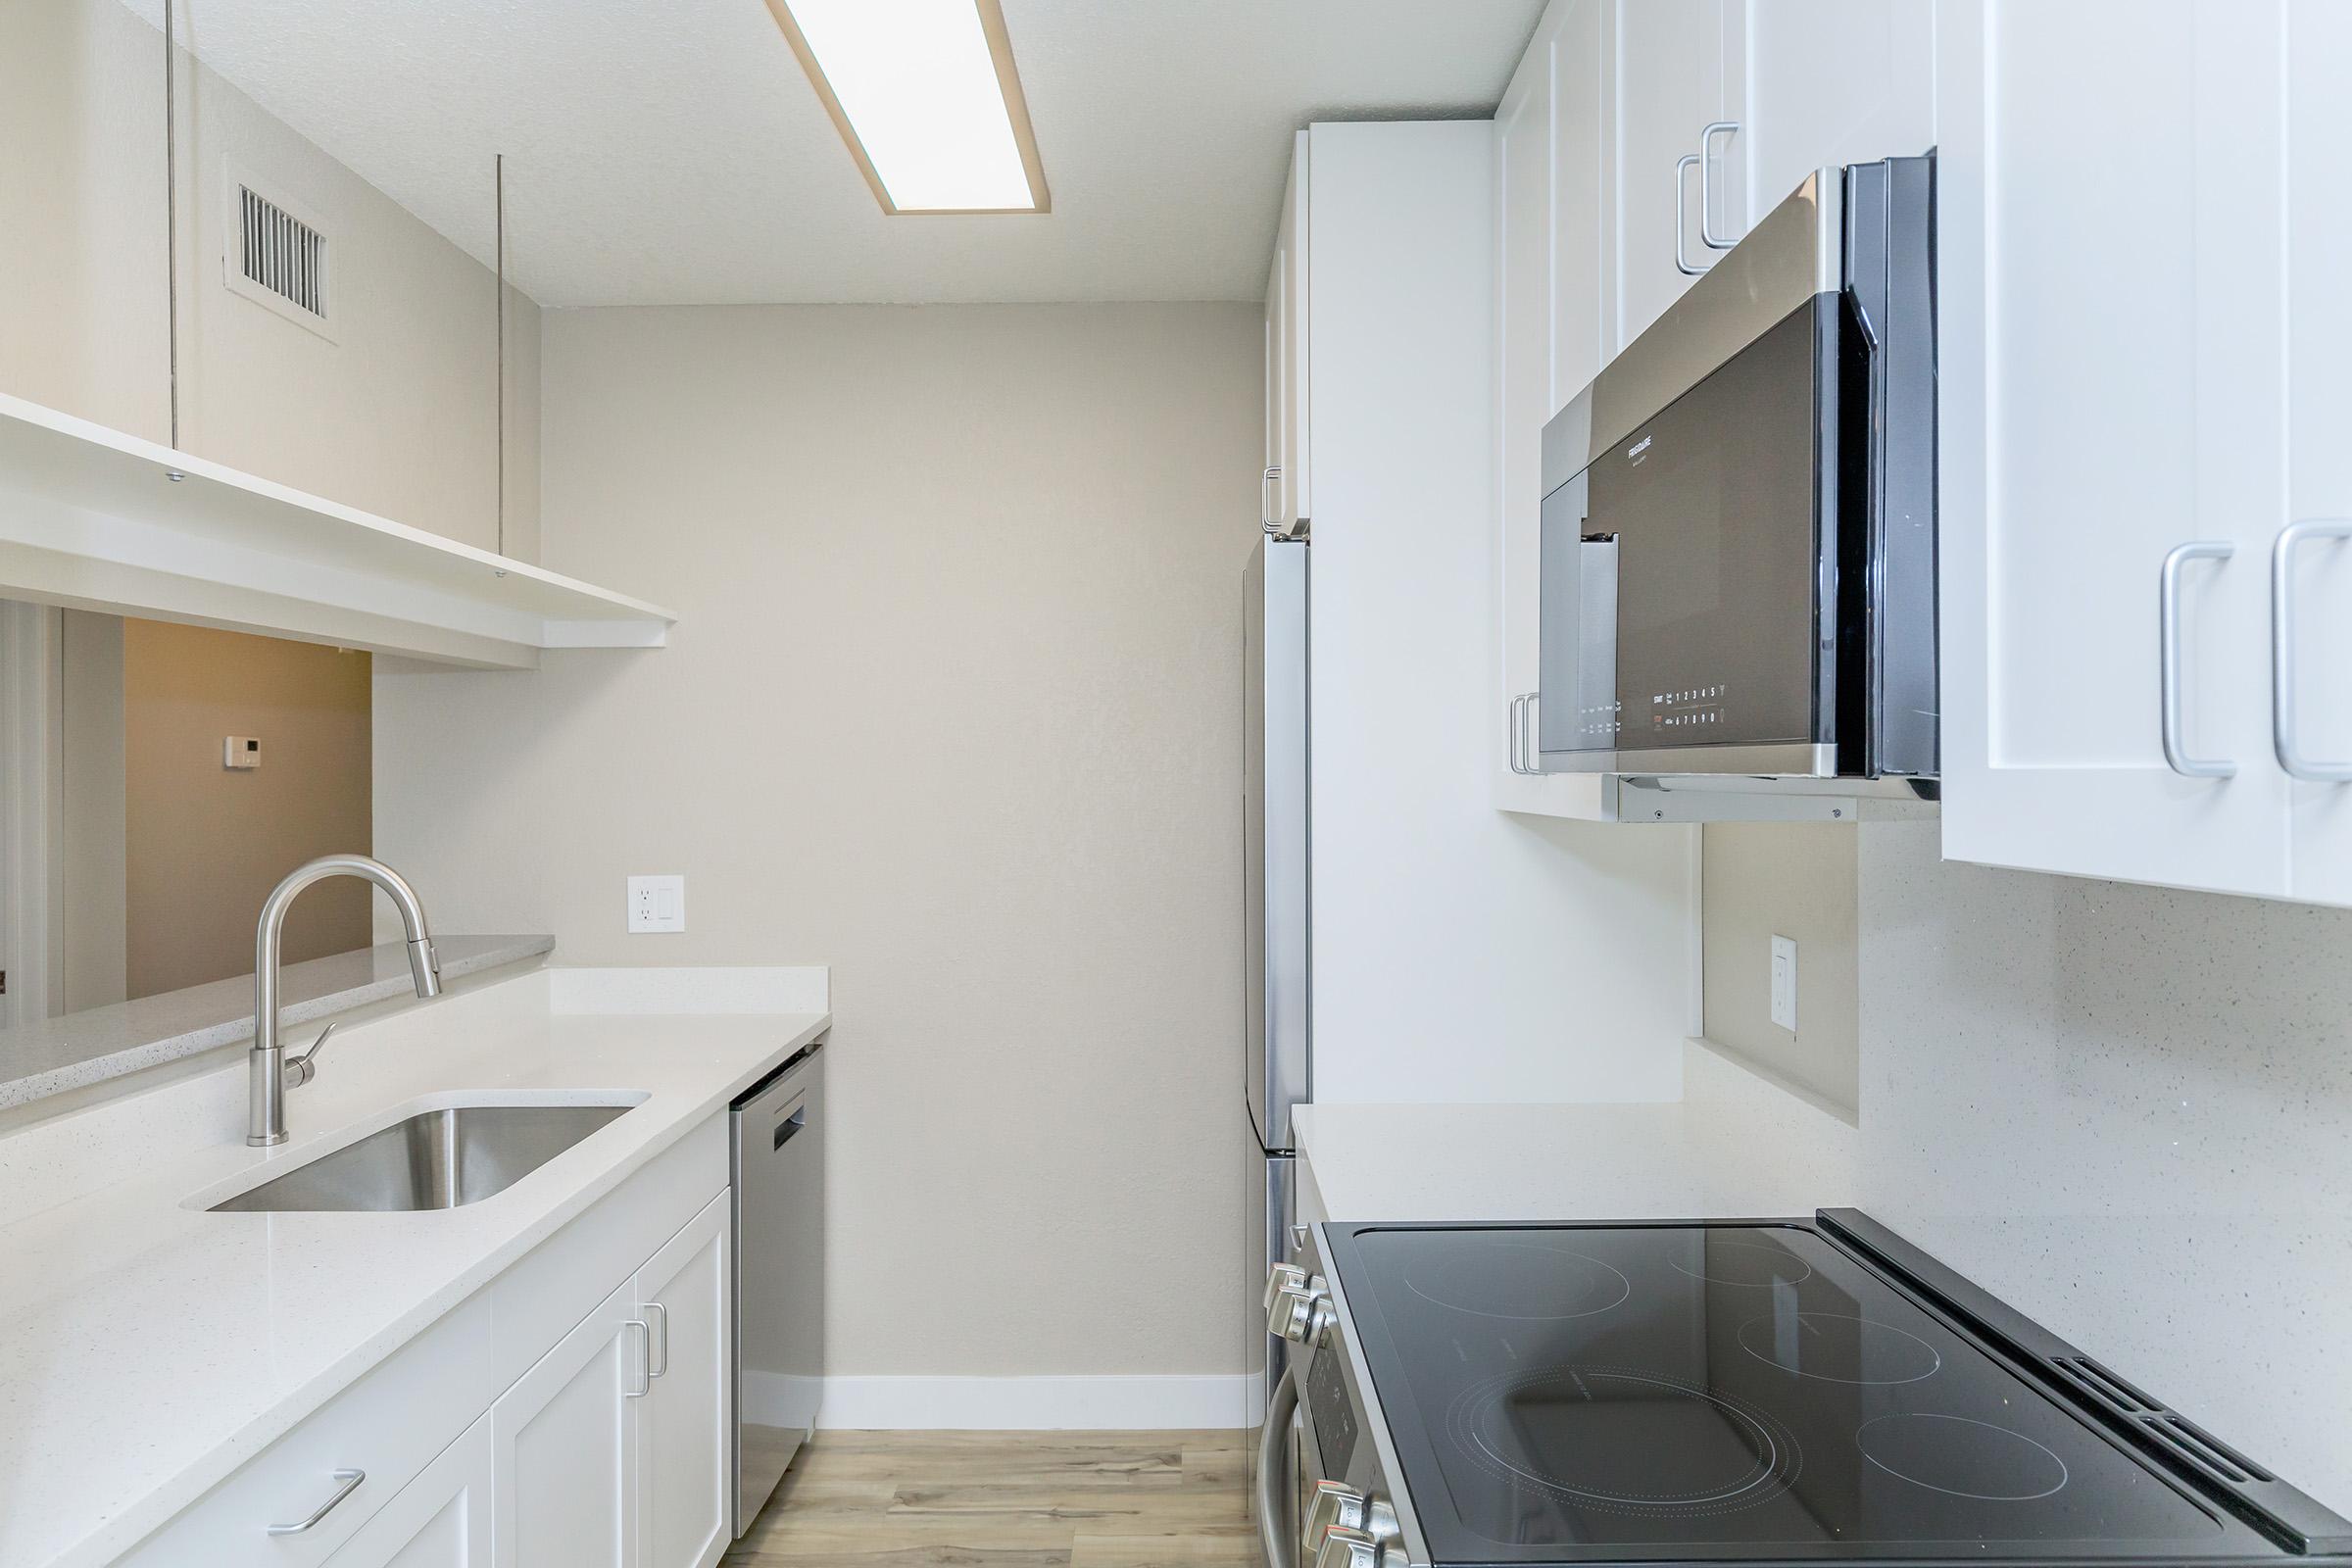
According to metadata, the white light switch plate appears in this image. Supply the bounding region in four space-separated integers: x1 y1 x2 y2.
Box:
627 874 685 934
1769 934 1798 1032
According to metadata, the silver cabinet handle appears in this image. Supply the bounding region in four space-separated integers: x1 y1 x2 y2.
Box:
1510 693 1543 775
1674 154 1709 276
1698 122 1741 250
1261 465 1282 530
644 1300 669 1378
266 1469 365 1537
625 1319 652 1396
2272 519 2352 781
2160 541 2236 778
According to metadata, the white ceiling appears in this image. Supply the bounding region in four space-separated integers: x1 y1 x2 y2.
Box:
128 0 1544 308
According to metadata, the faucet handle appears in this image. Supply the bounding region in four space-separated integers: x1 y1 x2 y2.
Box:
282 1022 339 1089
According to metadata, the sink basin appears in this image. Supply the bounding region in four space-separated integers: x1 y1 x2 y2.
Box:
210 1103 632 1213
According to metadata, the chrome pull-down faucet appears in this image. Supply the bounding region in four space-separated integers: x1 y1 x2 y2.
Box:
249 855 442 1148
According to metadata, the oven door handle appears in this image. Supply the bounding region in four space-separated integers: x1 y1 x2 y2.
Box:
1258 1365 1300 1568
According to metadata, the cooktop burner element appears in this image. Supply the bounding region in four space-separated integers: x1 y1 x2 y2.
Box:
1856 1411 2071 1501
1668 1236 1814 1290
1310 1218 2347 1566
1449 1365 1803 1515
1403 1240 1632 1322
1736 1310 1942 1385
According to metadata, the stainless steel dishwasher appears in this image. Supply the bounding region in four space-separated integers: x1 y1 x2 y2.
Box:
731 1035 825 1537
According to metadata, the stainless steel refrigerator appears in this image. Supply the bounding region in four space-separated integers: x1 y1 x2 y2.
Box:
1242 531 1308 1514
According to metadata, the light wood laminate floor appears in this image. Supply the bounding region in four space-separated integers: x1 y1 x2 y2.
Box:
724 1431 1258 1568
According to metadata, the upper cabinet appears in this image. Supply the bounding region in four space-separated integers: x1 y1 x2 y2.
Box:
1494 0 1617 820
1938 0 2352 906
1734 4 1936 239
1613 0 1742 347
1263 132 1311 538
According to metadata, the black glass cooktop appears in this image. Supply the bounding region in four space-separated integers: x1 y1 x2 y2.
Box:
1322 1221 2297 1564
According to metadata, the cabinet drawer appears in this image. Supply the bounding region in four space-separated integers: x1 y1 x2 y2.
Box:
119 1290 495 1568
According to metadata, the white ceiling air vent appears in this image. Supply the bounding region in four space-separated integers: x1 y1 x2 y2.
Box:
222 172 334 340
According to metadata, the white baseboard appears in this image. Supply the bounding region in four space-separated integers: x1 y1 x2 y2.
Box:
810 1374 1252 1431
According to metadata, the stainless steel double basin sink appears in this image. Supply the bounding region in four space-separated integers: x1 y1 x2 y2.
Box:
210 1102 632 1213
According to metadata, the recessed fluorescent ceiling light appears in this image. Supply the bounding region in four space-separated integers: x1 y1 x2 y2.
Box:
766 0 1050 215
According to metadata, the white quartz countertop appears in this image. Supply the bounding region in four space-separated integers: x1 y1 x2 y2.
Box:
0 934 556 1108
1295 1040 1859 1224
0 965 828 1568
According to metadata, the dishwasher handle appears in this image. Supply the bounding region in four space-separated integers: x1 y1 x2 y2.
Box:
773 1105 808 1150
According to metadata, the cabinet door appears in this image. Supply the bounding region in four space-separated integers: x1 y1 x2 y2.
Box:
2282 0 2352 903
321 1419 493 1568
637 1194 733 1568
1493 8 1553 805
1612 0 1736 346
1736 1 1933 237
1267 133 1311 532
1938 0 2289 896
494 1279 643 1568
1496 0 1619 820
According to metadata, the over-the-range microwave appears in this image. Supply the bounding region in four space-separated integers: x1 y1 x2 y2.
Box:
1537 154 1936 795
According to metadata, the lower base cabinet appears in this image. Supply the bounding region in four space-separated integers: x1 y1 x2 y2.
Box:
123 1123 738 1568
496 1279 642 1568
323 1419 494 1568
638 1199 734 1568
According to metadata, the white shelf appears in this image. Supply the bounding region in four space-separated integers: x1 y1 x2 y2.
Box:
0 392 676 669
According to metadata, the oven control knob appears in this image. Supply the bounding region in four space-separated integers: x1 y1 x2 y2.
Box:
1314 1527 1381 1568
1263 1262 1309 1310
1267 1282 1334 1346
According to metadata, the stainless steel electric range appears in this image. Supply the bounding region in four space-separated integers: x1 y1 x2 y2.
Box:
1257 1212 2352 1568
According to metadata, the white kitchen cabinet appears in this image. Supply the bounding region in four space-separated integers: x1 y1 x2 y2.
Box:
120 1118 740 1568
1493 5 1554 806
1612 0 1739 347
2282 0 2352 906
1938 0 2352 905
1728 3 1935 241
321 1418 494 1568
1264 132 1311 535
1492 0 1617 820
495 1278 645 1568
637 1194 734 1568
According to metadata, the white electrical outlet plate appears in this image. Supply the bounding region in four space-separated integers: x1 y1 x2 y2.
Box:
627 874 685 934
1770 934 1798 1032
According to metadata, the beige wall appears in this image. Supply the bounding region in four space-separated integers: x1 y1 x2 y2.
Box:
0 0 539 556
375 303 1260 1377
124 619 371 998
1699 822 1860 1114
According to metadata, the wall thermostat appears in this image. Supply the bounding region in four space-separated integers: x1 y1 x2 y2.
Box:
223 736 262 770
